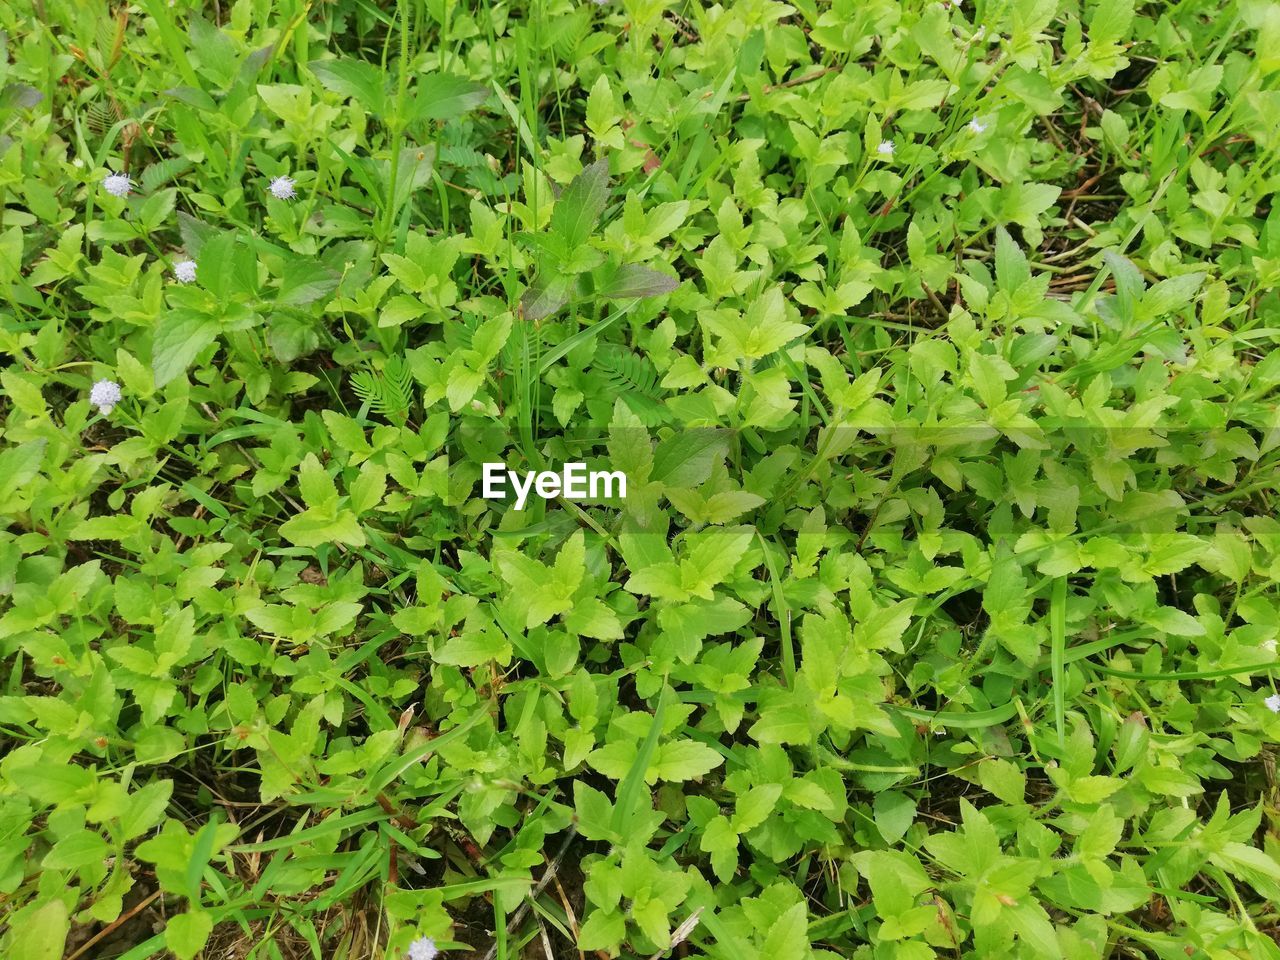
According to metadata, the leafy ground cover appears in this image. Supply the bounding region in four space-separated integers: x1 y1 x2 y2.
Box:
4 0 1280 957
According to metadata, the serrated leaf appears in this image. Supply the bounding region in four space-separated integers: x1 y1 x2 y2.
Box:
653 739 724 782
278 260 341 307
309 58 386 113
520 273 574 321
550 159 610 250
410 73 489 121
599 262 680 299
152 313 218 387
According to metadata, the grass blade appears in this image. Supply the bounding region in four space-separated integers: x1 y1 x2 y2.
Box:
1051 577 1067 749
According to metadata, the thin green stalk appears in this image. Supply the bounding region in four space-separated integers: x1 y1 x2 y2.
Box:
378 0 414 252
1051 577 1067 749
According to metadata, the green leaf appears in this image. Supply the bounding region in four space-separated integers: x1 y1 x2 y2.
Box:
598 262 680 299
574 782 617 842
120 781 174 840
520 273 574 321
873 790 917 844
1089 0 1135 46
700 815 740 881
279 457 366 547
732 783 782 832
410 73 489 121
279 508 365 548
1006 902 1061 959
195 230 256 300
611 688 667 834
0 439 46 504
309 58 386 113
435 624 512 667
979 758 1027 804
653 739 724 782
8 900 68 960
750 696 812 745
651 429 728 487
550 159 610 250
702 285 809 361
165 910 214 960
278 259 341 307
1209 843 1280 902
297 453 338 509
632 897 672 949
139 187 177 231
1139 272 1205 319
348 463 386 514
760 901 808 960
578 908 625 953
852 849 933 917
152 313 218 387
42 830 107 871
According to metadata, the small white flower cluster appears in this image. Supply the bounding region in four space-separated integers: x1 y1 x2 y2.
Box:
406 936 438 960
103 168 300 202
269 175 297 200
90 379 122 415
1266 693 1280 713
872 117 985 162
102 168 303 288
103 172 133 198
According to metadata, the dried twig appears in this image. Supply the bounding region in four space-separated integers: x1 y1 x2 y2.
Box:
66 889 163 960
646 908 705 960
480 826 579 960
735 66 839 103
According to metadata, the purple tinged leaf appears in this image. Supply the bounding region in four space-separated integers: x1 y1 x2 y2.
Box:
600 263 680 299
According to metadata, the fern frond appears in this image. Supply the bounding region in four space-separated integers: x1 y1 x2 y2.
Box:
594 345 670 425
382 356 414 415
140 158 193 193
86 99 117 134
352 357 415 421
350 370 380 408
438 145 488 169
596 345 661 397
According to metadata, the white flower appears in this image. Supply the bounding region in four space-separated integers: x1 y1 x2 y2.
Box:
90 380 122 414
269 175 297 200
876 140 895 157
103 172 132 197
1266 693 1280 713
406 937 438 960
968 117 987 134
174 259 197 283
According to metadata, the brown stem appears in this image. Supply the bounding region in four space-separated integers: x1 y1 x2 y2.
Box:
66 889 163 960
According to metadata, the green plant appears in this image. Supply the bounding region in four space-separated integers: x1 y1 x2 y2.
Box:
3 0 1280 958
